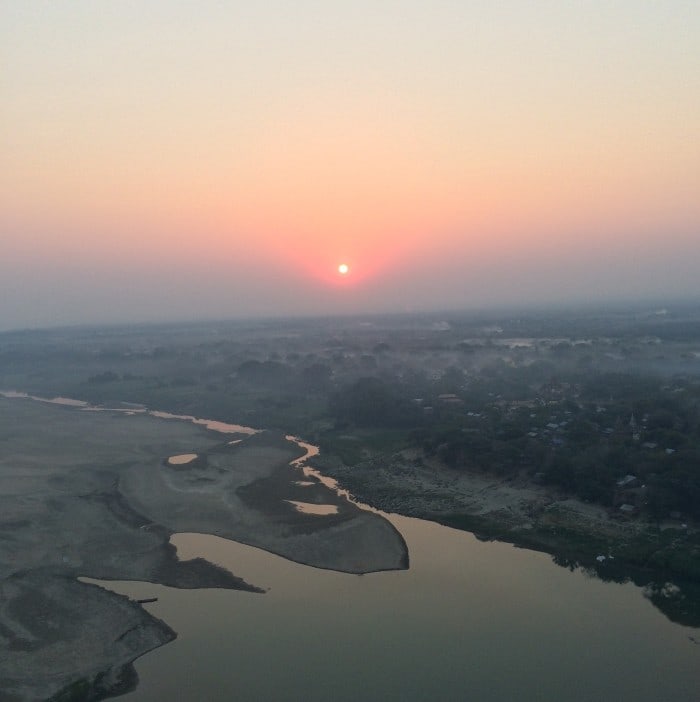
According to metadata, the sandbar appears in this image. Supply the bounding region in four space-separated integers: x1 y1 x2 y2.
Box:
0 397 407 701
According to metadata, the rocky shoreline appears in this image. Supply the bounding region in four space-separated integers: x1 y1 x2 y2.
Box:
311 449 700 627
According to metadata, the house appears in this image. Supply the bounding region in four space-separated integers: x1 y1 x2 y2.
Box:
629 414 640 442
438 393 462 405
616 474 638 488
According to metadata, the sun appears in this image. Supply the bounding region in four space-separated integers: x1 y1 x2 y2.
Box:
338 263 349 275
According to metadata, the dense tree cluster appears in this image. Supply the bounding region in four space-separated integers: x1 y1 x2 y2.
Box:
326 361 700 521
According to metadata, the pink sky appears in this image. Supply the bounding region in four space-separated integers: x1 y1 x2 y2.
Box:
2 2 699 329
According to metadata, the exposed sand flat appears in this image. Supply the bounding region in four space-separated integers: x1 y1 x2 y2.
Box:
0 397 407 701
121 431 407 574
0 573 175 702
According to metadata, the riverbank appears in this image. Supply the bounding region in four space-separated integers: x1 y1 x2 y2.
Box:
0 396 407 701
310 448 700 625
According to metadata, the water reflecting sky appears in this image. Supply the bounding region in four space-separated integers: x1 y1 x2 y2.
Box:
104 513 700 702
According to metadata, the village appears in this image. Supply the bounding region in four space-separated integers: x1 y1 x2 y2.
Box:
1 304 699 598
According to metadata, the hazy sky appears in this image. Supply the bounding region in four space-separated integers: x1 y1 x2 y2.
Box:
2 1 699 330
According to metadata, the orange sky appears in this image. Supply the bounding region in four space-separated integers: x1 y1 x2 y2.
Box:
2 2 699 328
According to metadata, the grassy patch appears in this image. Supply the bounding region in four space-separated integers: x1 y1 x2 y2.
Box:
318 428 411 466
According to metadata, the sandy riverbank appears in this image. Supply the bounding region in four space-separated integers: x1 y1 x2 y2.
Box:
0 397 407 701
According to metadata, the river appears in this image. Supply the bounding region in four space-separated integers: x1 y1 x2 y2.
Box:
104 516 700 702
102 417 699 701
4 392 699 700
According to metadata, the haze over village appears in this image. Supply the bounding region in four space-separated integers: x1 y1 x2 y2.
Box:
2 2 700 701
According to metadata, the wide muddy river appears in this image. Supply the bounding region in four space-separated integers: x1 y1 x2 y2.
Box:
4 393 698 700
95 428 699 701
103 517 700 702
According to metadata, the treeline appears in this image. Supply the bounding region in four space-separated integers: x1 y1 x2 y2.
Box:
329 377 422 429
327 368 700 522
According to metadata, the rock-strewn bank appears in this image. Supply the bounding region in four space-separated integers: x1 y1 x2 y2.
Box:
311 450 700 626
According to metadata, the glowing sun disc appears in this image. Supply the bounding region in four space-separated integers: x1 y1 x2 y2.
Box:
338 263 349 275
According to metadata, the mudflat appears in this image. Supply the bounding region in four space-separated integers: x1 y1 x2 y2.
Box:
0 397 407 701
